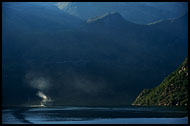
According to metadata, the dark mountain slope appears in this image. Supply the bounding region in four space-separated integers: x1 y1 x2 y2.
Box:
2 2 84 32
2 3 188 106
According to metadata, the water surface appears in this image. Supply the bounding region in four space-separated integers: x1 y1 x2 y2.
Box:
2 106 188 124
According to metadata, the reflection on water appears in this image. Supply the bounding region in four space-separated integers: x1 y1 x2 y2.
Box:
2 106 188 124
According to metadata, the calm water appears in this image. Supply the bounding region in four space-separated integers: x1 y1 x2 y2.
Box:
2 106 188 124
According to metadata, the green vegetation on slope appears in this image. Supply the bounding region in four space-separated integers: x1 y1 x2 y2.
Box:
133 58 188 106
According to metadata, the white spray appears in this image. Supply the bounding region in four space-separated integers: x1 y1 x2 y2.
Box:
25 72 53 107
37 91 52 107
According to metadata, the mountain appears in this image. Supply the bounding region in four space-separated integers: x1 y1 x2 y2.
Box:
2 2 188 106
2 2 85 32
147 13 188 37
83 12 141 37
2 2 85 106
87 12 126 24
57 2 188 24
132 58 188 106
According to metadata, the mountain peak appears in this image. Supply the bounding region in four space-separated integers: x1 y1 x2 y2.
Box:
87 12 124 24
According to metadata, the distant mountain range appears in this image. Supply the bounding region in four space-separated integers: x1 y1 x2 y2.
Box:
2 2 188 106
57 2 188 24
133 58 188 106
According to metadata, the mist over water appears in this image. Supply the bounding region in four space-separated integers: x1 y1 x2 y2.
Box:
25 72 53 106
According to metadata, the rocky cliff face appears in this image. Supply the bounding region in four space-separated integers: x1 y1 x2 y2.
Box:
133 58 188 106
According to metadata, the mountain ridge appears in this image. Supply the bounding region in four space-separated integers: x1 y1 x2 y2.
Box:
57 2 188 24
87 12 124 23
